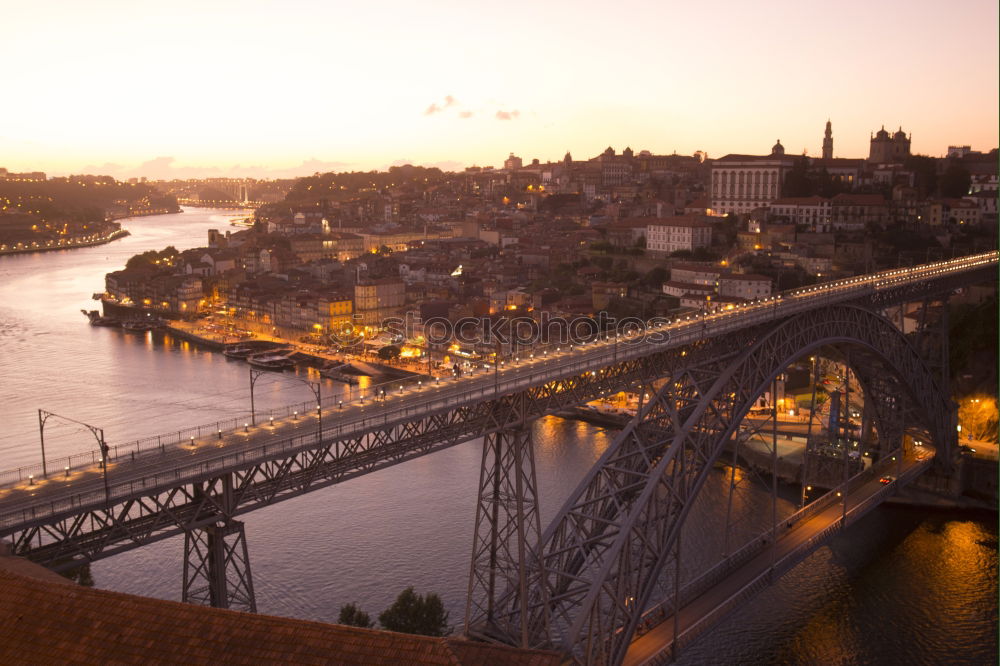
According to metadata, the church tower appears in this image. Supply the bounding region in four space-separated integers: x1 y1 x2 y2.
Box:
822 120 833 159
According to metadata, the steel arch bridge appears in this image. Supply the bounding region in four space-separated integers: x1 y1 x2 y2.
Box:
0 252 995 664
468 302 955 664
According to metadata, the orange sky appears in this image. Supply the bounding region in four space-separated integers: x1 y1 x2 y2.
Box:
1 0 997 178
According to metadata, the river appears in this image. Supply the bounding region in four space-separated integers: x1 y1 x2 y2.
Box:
0 208 994 664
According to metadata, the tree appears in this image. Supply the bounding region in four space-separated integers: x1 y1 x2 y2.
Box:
338 602 374 628
940 160 971 198
641 267 668 289
905 155 938 198
378 587 449 636
958 396 999 443
782 156 813 197
377 345 401 361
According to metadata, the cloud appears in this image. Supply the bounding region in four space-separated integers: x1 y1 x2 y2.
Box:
423 95 462 117
458 111 474 119
495 110 521 121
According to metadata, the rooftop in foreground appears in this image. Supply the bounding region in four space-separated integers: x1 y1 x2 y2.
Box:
0 558 559 666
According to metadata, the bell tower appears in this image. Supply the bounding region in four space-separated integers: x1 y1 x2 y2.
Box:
822 120 833 159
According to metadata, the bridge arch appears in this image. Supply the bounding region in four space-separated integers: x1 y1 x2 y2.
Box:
511 304 953 663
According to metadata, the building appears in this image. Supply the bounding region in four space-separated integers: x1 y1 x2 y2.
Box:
669 262 722 287
830 193 889 230
769 196 833 231
809 157 864 189
504 153 523 170
718 273 773 300
925 199 982 227
822 120 833 159
662 280 714 299
354 278 405 326
710 142 797 215
104 268 204 315
592 282 628 310
319 293 354 331
605 218 650 248
645 216 712 255
868 126 911 164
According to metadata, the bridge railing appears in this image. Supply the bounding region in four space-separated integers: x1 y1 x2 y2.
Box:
637 451 926 660
0 253 991 491
637 450 909 629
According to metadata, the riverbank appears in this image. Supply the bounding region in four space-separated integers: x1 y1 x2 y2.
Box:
161 320 425 384
0 228 130 256
884 485 998 513
106 207 180 221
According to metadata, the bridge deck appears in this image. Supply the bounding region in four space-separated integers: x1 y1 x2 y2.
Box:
623 452 931 666
0 253 993 536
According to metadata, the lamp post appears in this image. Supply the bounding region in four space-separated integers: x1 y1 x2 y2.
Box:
249 367 322 439
38 409 110 502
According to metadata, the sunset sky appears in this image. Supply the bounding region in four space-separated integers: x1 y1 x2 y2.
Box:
2 0 997 179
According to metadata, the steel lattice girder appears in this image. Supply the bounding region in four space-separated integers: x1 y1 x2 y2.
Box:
465 414 546 646
498 305 952 664
182 518 256 613
4 346 696 567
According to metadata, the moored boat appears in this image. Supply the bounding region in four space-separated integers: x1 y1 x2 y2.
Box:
223 345 256 359
320 363 360 384
248 352 295 371
122 320 155 332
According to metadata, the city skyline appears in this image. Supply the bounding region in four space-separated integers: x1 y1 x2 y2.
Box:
2 0 998 178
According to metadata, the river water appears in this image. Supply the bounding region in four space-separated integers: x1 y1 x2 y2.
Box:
0 209 994 664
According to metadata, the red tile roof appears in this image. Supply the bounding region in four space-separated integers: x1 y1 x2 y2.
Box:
0 568 561 666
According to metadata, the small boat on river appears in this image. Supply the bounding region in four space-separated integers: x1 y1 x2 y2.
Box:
223 345 256 359
122 320 157 332
320 363 361 384
248 352 295 371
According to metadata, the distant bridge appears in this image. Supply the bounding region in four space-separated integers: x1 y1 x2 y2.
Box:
0 252 995 663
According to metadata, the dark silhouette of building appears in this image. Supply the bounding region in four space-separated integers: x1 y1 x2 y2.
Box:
822 120 833 159
868 126 910 164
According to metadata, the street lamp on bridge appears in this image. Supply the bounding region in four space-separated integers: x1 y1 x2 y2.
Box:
37 409 111 502
249 367 323 438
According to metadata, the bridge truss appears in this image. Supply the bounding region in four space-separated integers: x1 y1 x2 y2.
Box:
0 256 994 663
467 297 966 664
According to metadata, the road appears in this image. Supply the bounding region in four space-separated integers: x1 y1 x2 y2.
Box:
623 452 929 666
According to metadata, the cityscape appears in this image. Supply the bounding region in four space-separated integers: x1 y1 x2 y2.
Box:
0 2 997 665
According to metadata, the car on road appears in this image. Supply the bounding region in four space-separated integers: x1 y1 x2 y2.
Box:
879 475 895 485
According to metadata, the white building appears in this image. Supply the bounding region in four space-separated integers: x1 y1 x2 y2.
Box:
711 141 796 215
662 281 714 299
669 262 722 286
645 216 712 255
718 274 773 300
769 196 833 232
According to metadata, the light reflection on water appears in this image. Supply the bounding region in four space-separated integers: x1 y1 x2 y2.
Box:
0 209 994 663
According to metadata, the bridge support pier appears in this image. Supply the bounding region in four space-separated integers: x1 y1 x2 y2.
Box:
464 424 545 647
182 519 257 613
